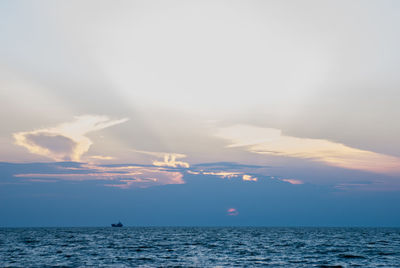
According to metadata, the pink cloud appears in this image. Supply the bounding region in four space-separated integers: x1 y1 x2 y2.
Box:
14 164 184 189
281 178 304 185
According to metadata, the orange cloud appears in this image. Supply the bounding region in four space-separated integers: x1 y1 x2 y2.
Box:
242 174 257 182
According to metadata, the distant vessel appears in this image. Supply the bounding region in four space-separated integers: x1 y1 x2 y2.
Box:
111 222 123 227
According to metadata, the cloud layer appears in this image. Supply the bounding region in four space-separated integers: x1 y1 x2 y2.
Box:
14 163 184 189
13 115 128 161
11 161 270 189
216 125 400 175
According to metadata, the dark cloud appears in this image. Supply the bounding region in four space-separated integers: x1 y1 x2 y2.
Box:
26 133 76 159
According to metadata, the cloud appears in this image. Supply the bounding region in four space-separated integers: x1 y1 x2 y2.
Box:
194 170 258 182
134 150 190 168
25 134 76 155
242 174 257 182
153 154 190 168
186 162 263 182
281 179 303 185
10 158 312 190
13 115 128 161
89 155 114 160
14 163 184 189
202 171 241 179
190 162 270 183
216 125 400 175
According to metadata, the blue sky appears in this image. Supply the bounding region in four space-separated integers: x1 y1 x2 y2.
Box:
1 161 400 227
1 0 400 226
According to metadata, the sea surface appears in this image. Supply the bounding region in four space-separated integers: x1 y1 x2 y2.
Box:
0 227 400 267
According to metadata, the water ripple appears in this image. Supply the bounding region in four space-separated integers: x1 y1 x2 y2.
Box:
0 227 399 267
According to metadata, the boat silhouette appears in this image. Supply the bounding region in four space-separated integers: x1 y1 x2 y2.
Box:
111 221 123 227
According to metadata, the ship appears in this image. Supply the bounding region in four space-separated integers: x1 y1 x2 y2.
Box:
111 221 123 227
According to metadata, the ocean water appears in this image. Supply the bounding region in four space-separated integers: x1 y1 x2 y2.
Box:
0 227 399 267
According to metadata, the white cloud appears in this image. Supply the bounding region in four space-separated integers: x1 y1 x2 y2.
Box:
202 171 241 179
153 154 190 168
242 174 257 182
13 115 128 161
134 150 190 168
198 170 258 182
216 124 400 175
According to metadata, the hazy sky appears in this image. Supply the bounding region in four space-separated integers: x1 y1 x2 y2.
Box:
1 0 400 226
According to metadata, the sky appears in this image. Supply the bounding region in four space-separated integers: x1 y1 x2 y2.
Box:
1 0 400 227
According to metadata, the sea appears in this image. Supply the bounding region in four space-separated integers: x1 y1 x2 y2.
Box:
0 227 399 267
